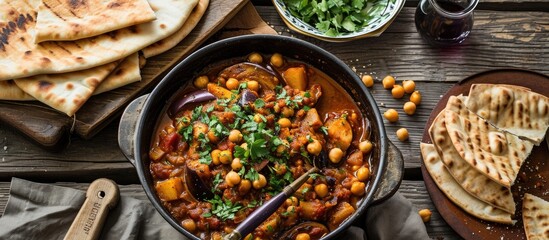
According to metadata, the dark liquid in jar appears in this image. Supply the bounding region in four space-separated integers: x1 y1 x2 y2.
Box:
415 0 474 46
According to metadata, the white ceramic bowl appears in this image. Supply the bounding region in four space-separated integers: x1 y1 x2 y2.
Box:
273 0 405 42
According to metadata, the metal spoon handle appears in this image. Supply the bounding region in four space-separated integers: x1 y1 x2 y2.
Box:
224 167 319 240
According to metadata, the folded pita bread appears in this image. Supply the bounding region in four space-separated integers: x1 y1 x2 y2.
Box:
465 84 549 145
444 107 534 188
429 110 516 214
0 0 198 81
420 143 514 224
94 53 143 95
14 61 120 116
142 0 208 58
34 0 156 42
523 193 549 240
0 80 35 101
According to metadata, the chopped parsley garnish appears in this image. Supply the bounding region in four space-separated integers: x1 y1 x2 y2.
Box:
206 195 243 221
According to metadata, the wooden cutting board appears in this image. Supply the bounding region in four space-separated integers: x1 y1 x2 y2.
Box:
0 0 251 150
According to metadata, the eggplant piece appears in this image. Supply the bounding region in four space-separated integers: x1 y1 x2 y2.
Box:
219 62 279 90
278 222 329 240
168 90 215 117
238 89 258 106
184 160 213 201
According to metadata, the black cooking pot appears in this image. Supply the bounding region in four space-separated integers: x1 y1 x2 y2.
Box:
118 35 403 240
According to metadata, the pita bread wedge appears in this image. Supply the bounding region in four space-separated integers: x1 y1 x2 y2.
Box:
0 80 35 101
14 61 120 116
420 143 514 224
523 193 549 240
429 110 516 214
444 106 534 188
34 0 156 42
94 53 143 95
0 0 198 81
465 84 549 145
142 0 208 58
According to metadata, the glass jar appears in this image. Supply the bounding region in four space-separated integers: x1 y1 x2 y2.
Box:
414 0 479 46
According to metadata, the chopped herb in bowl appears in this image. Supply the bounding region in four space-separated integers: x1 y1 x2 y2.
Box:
283 0 393 36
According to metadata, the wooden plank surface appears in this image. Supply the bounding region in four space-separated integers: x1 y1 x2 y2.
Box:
0 6 547 180
0 180 456 239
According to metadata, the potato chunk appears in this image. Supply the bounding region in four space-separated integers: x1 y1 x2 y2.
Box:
155 177 184 201
325 117 353 151
282 66 308 91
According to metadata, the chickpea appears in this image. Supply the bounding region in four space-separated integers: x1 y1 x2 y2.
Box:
248 52 263 64
181 219 197 233
296 233 310 240
402 80 416 93
281 107 294 118
356 167 370 181
253 174 267 189
419 209 432 222
410 91 422 105
361 75 374 88
193 75 209 89
383 109 399 123
314 183 329 198
391 85 405 99
228 129 243 143
207 130 219 143
231 158 243 170
225 171 241 187
247 80 259 92
285 196 298 206
239 179 252 194
351 181 366 196
276 141 288 154
226 77 239 90
240 143 248 150
286 205 297 216
219 150 233 164
211 149 221 165
329 148 344 163
382 75 395 89
278 118 291 128
358 140 373 154
270 53 284 67
396 128 409 141
352 165 361 171
274 163 287 175
253 114 263 123
307 140 322 156
403 101 417 115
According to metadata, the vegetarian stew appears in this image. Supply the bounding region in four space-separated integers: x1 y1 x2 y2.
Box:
149 52 373 240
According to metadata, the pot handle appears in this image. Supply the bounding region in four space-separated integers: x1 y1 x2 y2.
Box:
118 94 148 166
371 141 404 205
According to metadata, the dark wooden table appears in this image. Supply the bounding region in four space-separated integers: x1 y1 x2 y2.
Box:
1 0 548 239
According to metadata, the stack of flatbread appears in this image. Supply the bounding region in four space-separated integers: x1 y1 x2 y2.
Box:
0 0 209 116
421 84 549 226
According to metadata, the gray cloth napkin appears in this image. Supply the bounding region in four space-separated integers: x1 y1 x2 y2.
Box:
0 178 429 240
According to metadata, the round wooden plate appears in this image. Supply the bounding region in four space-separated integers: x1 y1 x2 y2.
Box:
420 69 549 240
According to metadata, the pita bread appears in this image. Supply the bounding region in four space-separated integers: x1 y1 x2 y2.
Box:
0 80 35 101
420 143 514 224
14 61 120 116
34 0 156 42
429 110 516 214
142 0 208 58
0 0 198 81
465 84 549 145
94 53 143 95
523 193 549 240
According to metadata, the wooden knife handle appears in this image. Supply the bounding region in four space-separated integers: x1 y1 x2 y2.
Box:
64 178 120 240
